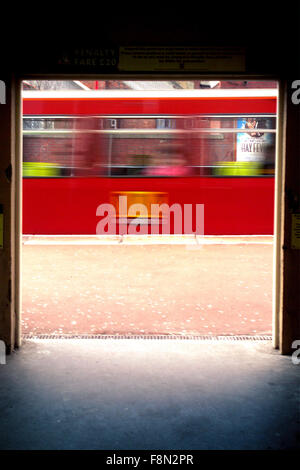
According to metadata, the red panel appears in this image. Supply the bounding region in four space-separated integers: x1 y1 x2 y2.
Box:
22 177 275 235
23 97 277 116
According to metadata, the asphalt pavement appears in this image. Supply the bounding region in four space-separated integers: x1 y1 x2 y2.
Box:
21 236 273 337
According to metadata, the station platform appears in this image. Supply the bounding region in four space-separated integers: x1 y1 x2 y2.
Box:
21 236 273 337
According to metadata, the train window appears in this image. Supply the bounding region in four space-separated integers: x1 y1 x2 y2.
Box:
156 119 176 129
23 114 276 178
23 117 76 130
23 118 55 130
23 115 276 177
119 118 156 129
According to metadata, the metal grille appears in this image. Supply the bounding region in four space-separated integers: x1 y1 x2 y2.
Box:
22 334 272 341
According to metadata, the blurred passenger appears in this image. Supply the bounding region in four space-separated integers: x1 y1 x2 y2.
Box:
143 142 192 176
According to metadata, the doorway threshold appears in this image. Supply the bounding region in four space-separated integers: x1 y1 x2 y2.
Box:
22 333 272 341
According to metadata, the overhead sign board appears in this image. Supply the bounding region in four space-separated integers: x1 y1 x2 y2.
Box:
118 46 245 72
56 46 245 73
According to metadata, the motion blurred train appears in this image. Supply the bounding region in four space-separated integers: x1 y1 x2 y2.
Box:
22 88 277 235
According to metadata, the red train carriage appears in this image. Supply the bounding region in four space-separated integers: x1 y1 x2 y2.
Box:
22 88 277 235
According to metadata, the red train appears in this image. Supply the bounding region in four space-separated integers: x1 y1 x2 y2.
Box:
22 88 277 235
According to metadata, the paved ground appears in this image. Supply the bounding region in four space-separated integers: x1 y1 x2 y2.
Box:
21 236 273 336
1 339 299 450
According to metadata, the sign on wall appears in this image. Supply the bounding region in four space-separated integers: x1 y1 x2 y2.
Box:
118 46 245 72
56 46 245 73
291 214 300 249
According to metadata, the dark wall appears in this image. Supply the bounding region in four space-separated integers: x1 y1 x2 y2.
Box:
0 4 299 352
2 5 299 77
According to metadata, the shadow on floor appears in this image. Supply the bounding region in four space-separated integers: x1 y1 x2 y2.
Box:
0 339 299 450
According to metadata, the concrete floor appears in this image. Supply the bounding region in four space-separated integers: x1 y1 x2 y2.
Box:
0 338 299 450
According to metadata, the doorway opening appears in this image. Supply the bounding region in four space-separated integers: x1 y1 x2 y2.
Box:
20 78 278 339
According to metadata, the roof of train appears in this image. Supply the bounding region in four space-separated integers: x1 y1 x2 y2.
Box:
22 89 278 99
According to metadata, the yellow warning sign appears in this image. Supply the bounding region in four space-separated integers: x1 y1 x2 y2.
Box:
291 213 300 249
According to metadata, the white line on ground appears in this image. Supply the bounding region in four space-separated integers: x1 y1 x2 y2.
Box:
22 235 274 246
